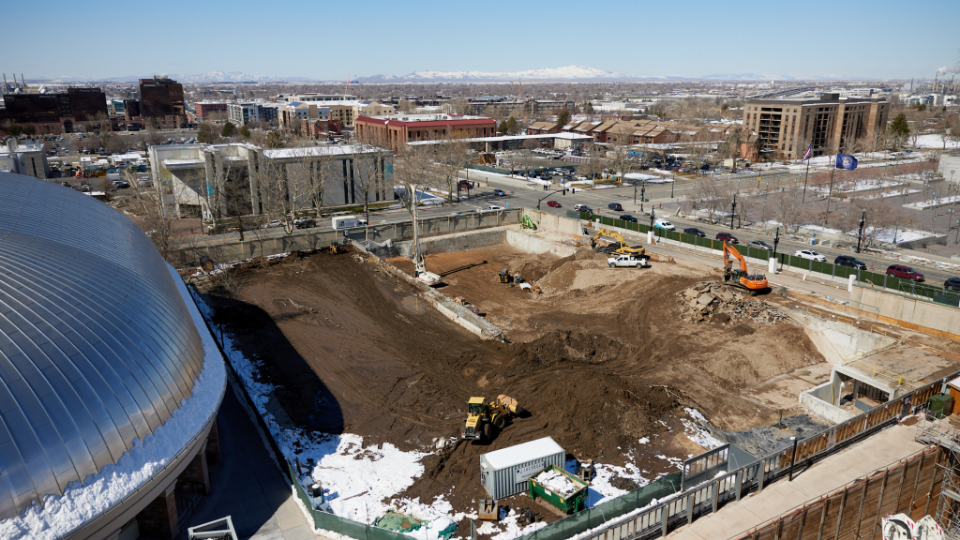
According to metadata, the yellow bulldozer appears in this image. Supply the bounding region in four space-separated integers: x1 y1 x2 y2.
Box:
462 395 524 442
590 229 646 258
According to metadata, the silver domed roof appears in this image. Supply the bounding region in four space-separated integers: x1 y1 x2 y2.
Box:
0 172 204 520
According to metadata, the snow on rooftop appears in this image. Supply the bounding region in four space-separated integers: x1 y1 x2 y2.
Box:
0 266 226 540
482 437 564 470
263 144 386 159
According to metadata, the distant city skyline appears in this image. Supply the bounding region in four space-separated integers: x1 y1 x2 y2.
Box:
3 0 959 82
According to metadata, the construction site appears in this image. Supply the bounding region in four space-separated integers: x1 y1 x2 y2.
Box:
193 211 960 540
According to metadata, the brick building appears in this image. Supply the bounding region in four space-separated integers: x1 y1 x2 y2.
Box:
195 101 229 120
355 113 497 149
742 93 888 159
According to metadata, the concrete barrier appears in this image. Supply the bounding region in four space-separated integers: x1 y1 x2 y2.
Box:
800 381 856 424
394 227 507 258
505 229 577 257
851 285 960 340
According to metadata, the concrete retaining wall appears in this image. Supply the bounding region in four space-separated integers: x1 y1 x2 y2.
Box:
505 229 578 257
800 381 856 424
796 313 894 364
521 208 583 237
851 285 960 340
395 227 507 258
174 209 521 267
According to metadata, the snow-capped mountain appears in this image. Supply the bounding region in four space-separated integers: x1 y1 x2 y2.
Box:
359 65 658 82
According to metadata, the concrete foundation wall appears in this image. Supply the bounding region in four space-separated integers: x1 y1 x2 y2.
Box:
505 229 578 257
851 285 960 339
797 314 894 364
395 227 507 258
800 381 856 424
521 208 583 237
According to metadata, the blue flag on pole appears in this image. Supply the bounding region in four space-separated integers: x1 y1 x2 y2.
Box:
836 154 858 170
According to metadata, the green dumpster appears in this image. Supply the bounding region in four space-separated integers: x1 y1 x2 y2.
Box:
929 394 955 419
528 465 588 515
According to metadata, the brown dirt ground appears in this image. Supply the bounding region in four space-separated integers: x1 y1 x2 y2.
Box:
205 243 825 523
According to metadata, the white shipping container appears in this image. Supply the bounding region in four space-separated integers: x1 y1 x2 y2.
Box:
480 437 565 500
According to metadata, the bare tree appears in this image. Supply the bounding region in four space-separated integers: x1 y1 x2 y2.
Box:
393 144 443 270
352 131 394 222
432 131 472 203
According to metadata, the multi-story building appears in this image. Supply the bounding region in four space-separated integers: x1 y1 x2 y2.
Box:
139 77 185 129
0 138 49 178
1 87 109 133
107 99 126 117
355 100 394 118
742 93 888 159
123 99 140 120
226 102 279 126
355 113 497 149
276 93 358 103
148 143 393 219
195 101 229 121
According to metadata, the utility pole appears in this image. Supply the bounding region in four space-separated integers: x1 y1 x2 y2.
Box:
856 210 866 253
801 152 811 203
640 181 645 212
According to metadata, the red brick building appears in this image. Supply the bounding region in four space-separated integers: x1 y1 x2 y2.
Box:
355 113 497 149
195 101 229 120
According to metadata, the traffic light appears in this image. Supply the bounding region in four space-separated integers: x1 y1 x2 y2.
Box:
562 188 567 195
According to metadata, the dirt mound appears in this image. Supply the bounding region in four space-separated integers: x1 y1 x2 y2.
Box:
537 259 645 295
677 281 787 324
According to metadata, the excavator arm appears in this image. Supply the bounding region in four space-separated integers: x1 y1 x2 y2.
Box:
723 243 749 274
722 242 768 294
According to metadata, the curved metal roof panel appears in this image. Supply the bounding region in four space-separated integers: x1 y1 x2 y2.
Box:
0 172 204 520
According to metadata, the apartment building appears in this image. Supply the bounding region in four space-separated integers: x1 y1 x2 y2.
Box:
742 93 888 159
275 93 358 103
227 102 279 126
355 113 497 149
195 101 229 120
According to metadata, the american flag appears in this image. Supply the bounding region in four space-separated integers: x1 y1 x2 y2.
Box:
802 145 812 160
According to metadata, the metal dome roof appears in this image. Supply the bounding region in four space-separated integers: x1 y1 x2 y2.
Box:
0 172 205 520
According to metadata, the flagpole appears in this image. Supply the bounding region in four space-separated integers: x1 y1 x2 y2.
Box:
823 155 837 228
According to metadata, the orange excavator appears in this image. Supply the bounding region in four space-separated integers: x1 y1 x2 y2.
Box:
722 242 768 295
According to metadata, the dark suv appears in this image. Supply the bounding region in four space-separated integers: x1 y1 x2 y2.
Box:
608 202 623 212
715 232 739 244
886 265 924 282
944 277 960 291
835 256 866 270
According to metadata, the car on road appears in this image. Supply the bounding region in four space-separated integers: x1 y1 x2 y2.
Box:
944 277 960 291
607 202 624 211
748 240 773 251
795 249 826 262
574 204 592 213
834 255 867 270
546 200 562 208
262 220 283 229
886 264 924 281
294 217 317 229
60 181 70 187
653 218 675 230
480 205 504 213
684 227 706 237
112 180 130 189
492 189 507 197
620 214 638 223
716 232 739 244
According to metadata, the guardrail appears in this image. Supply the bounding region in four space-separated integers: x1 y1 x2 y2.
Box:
514 371 957 540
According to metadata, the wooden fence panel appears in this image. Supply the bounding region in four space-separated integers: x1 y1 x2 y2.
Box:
838 481 867 540
910 451 940 521
757 524 778 540
896 459 923 514
852 473 886 540
799 501 826 540
875 466 907 538
817 495 841 540
780 514 803 540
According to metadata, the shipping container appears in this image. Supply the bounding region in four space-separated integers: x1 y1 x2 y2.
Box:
480 437 565 500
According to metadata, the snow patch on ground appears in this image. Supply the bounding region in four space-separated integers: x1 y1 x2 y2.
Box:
0 266 227 540
682 408 725 450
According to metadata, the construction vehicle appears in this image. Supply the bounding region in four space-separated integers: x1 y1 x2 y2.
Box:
591 229 646 258
462 395 524 442
498 269 511 283
520 215 537 230
722 242 768 295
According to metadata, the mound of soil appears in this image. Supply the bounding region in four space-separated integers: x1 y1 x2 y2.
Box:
677 281 787 324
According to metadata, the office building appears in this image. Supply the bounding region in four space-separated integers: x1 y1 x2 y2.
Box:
355 113 496 149
139 77 186 129
742 93 888 159
1 87 108 133
0 138 49 178
195 101 229 120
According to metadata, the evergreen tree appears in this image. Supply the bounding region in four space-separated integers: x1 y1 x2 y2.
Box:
221 121 236 138
506 117 518 135
889 113 910 148
240 124 251 138
497 120 508 134
197 123 216 144
266 131 284 148
556 109 571 126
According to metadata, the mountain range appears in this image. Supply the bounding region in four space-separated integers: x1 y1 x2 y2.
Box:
24 66 870 84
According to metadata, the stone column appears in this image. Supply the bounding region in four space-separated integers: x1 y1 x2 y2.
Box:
136 482 178 540
180 442 210 495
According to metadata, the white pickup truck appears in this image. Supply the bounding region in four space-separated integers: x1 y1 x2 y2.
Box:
607 254 648 268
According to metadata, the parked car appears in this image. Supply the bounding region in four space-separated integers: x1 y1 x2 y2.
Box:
607 202 624 212
546 200 562 208
653 218 675 231
795 249 827 262
684 227 706 237
886 264 924 281
715 232 739 244
262 220 283 229
492 189 507 197
480 205 504 213
60 181 70 187
748 240 773 251
294 217 317 229
620 214 638 223
834 255 866 270
944 277 960 291
574 204 592 212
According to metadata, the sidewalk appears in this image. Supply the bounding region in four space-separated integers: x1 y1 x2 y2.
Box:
180 386 332 540
667 423 927 540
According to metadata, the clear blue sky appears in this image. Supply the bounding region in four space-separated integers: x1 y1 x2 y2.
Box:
4 0 958 81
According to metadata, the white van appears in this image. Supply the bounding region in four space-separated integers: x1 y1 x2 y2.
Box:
331 216 368 230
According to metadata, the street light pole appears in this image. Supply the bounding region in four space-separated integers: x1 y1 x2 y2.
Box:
856 210 866 253
640 181 645 212
730 194 737 230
